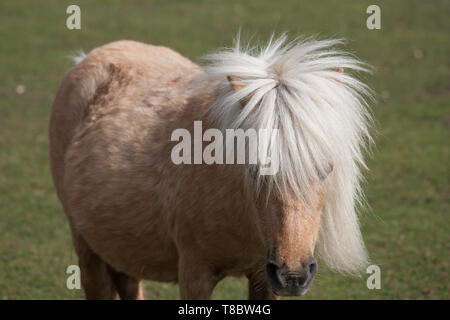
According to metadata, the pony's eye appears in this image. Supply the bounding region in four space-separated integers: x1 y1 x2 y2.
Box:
319 164 334 180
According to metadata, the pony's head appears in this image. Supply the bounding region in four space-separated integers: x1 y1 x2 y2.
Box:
204 35 373 296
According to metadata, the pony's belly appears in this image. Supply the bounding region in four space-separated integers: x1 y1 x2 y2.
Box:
80 220 179 282
63 122 180 281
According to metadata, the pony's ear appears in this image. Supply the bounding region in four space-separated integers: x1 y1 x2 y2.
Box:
227 75 246 92
227 75 251 107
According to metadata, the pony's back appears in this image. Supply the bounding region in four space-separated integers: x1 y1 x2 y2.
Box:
49 40 200 203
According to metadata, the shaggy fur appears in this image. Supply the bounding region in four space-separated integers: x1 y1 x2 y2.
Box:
49 36 373 300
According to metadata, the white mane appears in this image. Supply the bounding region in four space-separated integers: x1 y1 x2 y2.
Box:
203 35 374 274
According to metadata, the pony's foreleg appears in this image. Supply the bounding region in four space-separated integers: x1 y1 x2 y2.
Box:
178 256 219 299
246 270 279 300
107 265 145 300
72 232 118 300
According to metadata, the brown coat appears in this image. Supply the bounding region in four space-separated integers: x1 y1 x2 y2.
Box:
49 40 324 299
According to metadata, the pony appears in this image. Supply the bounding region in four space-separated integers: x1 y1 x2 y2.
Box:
49 35 373 299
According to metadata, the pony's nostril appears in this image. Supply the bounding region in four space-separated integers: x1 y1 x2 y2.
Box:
297 275 308 287
266 261 284 286
266 262 278 276
309 260 317 276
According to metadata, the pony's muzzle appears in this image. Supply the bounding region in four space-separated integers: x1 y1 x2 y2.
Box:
266 256 317 296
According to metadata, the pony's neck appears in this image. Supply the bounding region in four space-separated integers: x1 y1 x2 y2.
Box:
162 76 264 254
180 76 257 212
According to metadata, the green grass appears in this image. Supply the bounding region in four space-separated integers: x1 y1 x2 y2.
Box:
0 0 448 299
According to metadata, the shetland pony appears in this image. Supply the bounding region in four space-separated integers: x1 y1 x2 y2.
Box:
49 35 373 299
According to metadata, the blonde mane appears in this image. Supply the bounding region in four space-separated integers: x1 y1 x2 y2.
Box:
203 35 374 274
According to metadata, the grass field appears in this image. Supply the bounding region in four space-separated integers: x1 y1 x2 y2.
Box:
0 0 448 299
